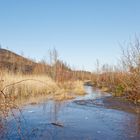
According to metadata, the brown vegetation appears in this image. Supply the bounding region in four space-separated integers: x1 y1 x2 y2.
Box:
92 37 140 104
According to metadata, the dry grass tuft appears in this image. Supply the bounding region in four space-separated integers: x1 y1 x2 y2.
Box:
0 72 85 104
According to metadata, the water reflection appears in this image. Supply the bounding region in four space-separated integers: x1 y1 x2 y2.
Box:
50 101 66 124
76 86 110 100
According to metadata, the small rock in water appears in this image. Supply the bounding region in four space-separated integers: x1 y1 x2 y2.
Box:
51 122 64 127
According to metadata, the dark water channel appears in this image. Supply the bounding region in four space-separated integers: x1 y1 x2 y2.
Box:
1 86 140 140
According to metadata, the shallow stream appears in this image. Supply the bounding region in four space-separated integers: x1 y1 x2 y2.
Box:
1 86 140 140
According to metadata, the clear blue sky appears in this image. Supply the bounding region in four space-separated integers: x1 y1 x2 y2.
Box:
0 0 140 71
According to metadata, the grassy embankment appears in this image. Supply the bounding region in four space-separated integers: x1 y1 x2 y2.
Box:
0 71 85 105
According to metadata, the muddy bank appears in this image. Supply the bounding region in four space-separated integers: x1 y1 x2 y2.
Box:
103 97 140 114
74 96 140 114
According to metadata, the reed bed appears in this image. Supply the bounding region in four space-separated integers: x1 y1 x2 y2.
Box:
0 71 85 106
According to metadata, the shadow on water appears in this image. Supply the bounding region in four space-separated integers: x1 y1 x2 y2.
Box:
1 86 140 140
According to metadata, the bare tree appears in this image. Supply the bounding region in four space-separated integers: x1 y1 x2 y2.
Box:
121 37 140 73
49 48 58 81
